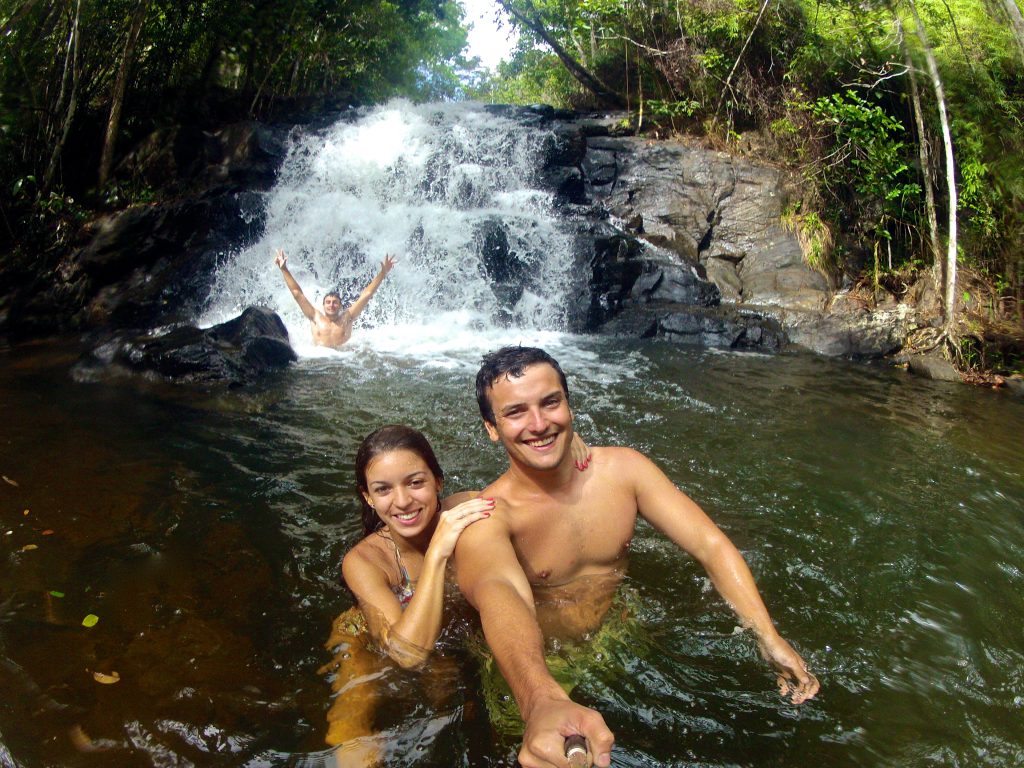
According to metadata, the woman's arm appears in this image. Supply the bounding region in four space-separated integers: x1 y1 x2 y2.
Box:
342 496 494 669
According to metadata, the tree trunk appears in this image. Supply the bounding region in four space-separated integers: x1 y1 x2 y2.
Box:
907 0 958 332
42 0 81 192
498 0 626 108
716 0 772 115
896 16 942 282
994 0 1024 65
98 0 151 188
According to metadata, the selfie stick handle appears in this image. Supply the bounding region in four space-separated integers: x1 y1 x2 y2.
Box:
564 734 590 768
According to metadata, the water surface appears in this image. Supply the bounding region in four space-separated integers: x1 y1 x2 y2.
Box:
1 336 1022 767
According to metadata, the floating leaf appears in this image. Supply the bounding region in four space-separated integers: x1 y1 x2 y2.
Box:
2 475 17 487
42 530 54 535
20 544 38 552
49 590 65 598
92 670 120 685
82 614 99 628
23 509 30 515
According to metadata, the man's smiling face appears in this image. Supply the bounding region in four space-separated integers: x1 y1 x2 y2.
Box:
483 362 574 472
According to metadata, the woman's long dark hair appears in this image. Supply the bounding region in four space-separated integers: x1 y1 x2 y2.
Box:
354 425 444 535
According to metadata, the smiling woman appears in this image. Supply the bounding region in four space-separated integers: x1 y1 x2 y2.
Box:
320 425 493 760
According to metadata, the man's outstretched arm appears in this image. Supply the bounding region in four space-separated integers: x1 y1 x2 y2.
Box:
274 249 317 320
454 518 615 768
347 255 396 320
624 448 820 704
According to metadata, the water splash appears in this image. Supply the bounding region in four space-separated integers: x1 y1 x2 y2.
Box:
200 100 580 357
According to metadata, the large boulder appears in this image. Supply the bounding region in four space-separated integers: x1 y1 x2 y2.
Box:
580 137 829 312
88 306 296 387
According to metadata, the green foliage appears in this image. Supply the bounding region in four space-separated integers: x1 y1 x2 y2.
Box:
473 47 581 106
806 90 920 215
644 99 701 118
0 0 469 197
0 0 473 253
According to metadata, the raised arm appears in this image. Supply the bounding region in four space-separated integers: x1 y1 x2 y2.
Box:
626 448 819 704
342 495 493 669
274 249 317 320
454 514 614 768
347 255 396 320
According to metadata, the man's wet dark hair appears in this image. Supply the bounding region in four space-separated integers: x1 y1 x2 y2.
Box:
476 346 570 425
324 290 342 304
354 425 444 535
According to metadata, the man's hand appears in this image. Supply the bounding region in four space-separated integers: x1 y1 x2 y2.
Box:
380 254 396 275
758 633 819 704
274 249 287 269
519 697 614 768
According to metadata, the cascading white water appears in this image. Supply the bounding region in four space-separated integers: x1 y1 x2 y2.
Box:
200 100 581 359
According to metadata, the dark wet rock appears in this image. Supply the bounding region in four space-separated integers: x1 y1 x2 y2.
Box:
905 352 963 382
0 118 288 343
77 192 265 330
540 126 587 169
103 306 295 386
601 304 786 351
522 118 925 360
1004 376 1024 397
118 120 287 193
579 136 829 311
477 219 526 321
540 166 587 206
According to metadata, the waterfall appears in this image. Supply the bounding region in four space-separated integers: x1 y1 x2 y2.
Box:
200 100 581 359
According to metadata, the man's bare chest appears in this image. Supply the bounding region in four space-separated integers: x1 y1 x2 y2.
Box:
506 498 635 586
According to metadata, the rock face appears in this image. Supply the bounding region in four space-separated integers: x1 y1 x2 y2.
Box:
0 120 288 341
86 307 296 386
527 108 923 358
904 351 962 382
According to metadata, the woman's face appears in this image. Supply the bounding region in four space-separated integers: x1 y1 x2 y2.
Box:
362 449 442 538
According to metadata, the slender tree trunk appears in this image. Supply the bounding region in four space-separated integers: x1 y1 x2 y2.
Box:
498 0 626 107
907 0 958 332
716 0 772 115
997 0 1024 64
98 0 151 188
896 17 942 281
42 0 81 192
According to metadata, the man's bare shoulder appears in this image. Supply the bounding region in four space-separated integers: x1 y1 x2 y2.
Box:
478 470 514 499
587 445 654 476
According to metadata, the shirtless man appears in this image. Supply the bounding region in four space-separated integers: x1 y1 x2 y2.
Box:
454 346 819 768
274 249 395 349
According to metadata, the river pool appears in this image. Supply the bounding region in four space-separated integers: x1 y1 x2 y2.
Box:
1 332 1022 767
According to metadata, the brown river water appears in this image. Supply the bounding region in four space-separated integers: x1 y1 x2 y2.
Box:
1 335 1022 767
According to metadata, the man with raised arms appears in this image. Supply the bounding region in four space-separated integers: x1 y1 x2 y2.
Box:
274 248 395 349
454 346 819 768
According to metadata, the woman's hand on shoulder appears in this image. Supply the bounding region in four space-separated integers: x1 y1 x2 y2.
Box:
429 496 495 560
571 432 592 471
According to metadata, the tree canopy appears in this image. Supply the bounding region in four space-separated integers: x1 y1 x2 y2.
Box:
0 0 471 232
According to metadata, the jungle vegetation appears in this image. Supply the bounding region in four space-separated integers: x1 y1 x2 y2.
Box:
1 0 1021 372
0 0 471 240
